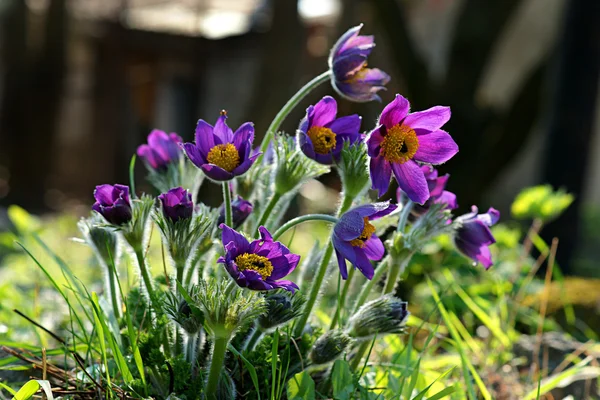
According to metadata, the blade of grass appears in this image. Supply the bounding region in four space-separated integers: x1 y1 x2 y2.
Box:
425 384 458 400
271 328 280 400
427 277 490 400
229 345 261 400
411 367 455 400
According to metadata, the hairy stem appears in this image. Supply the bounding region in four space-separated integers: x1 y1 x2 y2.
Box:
254 192 282 233
222 182 232 228
383 249 414 295
271 214 338 241
329 268 355 329
205 337 229 399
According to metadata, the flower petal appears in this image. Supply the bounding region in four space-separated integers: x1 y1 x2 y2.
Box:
367 125 384 157
414 130 459 164
183 142 206 168
233 122 255 150
351 202 397 220
392 160 430 205
369 155 392 197
326 114 362 135
232 152 260 176
334 212 364 241
201 163 234 181
195 119 217 152
335 248 349 279
213 114 234 143
403 106 451 131
363 234 385 261
269 279 299 293
312 96 338 127
220 223 250 253
379 94 410 128
436 190 458 210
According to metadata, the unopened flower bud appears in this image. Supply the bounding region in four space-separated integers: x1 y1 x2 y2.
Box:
347 295 409 340
92 184 132 225
309 329 352 365
258 291 305 331
337 141 370 198
158 187 193 223
217 196 253 228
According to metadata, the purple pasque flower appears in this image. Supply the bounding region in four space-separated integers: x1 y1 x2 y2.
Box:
137 130 183 170
218 224 300 292
217 195 253 228
454 206 500 269
367 94 459 204
328 25 390 102
298 96 362 165
158 187 193 223
332 202 397 280
92 184 132 225
182 111 260 181
407 165 458 216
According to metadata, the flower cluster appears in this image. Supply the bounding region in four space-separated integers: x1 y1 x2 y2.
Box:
80 23 504 399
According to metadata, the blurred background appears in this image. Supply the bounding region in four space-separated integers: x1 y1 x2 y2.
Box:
0 0 598 274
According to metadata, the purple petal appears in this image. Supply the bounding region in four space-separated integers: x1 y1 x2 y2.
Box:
403 106 451 131
195 119 216 154
363 235 385 261
429 174 449 198
311 96 338 127
232 152 260 176
183 142 206 168
94 184 117 204
326 114 362 135
414 130 459 164
329 24 363 61
269 253 300 280
201 163 234 181
332 54 367 80
334 212 364 241
392 160 430 205
480 207 500 226
367 125 385 157
268 279 299 293
350 202 397 220
369 155 392 197
258 226 273 242
220 223 250 251
351 247 375 280
379 94 410 128
335 248 349 279
233 122 255 150
213 115 234 143
436 191 458 210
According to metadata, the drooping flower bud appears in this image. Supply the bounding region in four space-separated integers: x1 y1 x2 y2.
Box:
309 329 352 365
217 195 253 228
92 184 132 225
453 206 500 269
346 295 409 340
258 291 305 331
158 187 194 223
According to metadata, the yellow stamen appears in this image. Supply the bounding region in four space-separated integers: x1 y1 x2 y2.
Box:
235 253 274 279
345 66 369 84
207 143 240 172
380 124 419 164
307 126 337 155
349 217 376 248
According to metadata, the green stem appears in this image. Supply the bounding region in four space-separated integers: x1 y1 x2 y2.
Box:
292 195 354 338
257 71 331 163
272 214 338 241
205 337 229 399
329 268 354 329
383 249 415 295
107 263 121 319
244 327 263 351
174 264 185 356
255 192 282 233
135 248 159 311
185 246 209 286
350 341 371 372
353 256 390 314
397 200 414 233
222 182 232 227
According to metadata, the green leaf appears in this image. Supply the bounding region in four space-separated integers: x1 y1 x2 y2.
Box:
332 359 355 400
425 384 458 400
13 380 53 400
287 371 316 400
0 382 17 396
511 185 573 222
411 368 455 400
228 345 261 400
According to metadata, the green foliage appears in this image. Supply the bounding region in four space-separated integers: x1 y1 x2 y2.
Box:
511 184 574 222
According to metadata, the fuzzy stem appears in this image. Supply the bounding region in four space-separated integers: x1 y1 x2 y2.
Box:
244 327 263 352
292 195 354 338
271 214 338 241
107 263 121 319
174 264 185 356
255 192 282 233
257 71 331 163
383 249 415 295
222 182 232 228
134 248 159 311
397 200 414 233
353 256 390 314
205 337 229 399
329 268 355 329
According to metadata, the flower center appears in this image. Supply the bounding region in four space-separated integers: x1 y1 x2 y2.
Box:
345 66 368 84
380 124 419 164
206 143 240 172
307 126 337 155
349 217 376 248
235 253 274 279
